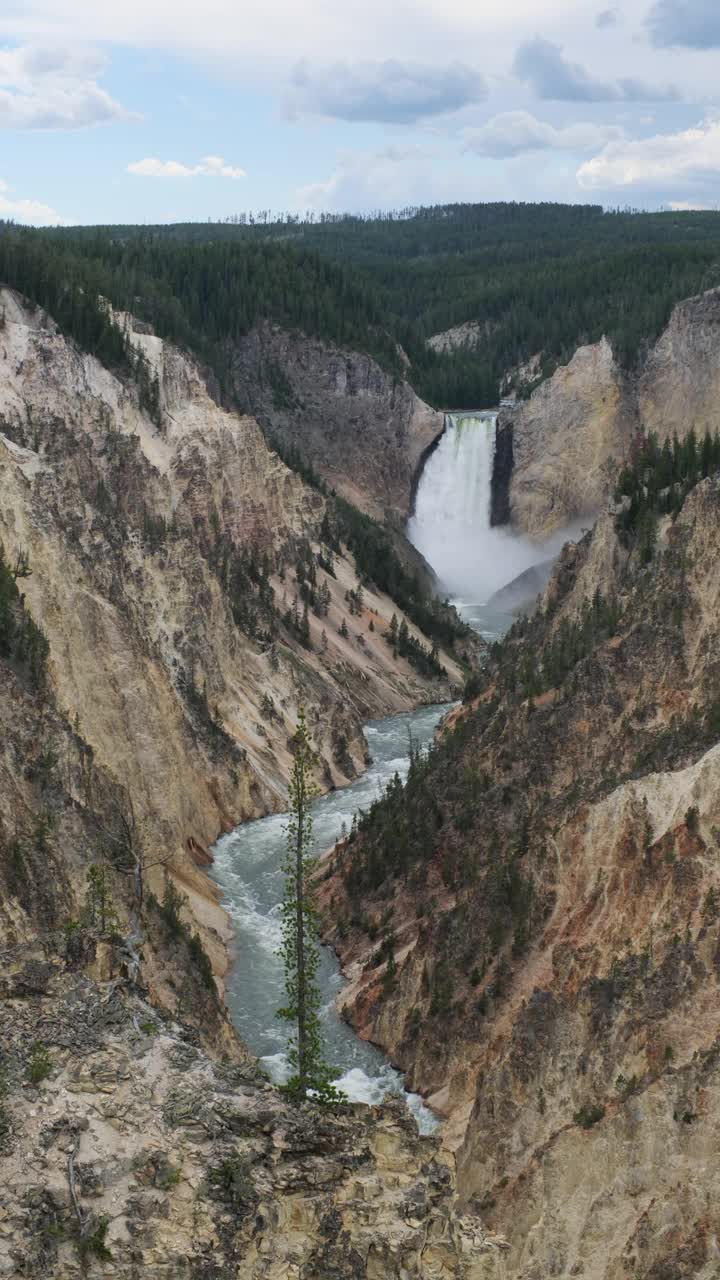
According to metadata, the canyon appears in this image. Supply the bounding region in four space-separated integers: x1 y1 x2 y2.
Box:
320 465 720 1279
3 262 720 1280
0 288 482 1276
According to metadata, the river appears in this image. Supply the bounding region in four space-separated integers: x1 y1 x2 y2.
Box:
212 409 534 1130
212 703 450 1133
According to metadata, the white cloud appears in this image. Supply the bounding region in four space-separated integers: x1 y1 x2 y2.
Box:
0 1 572 65
285 59 486 124
578 116 720 189
667 200 711 210
0 177 69 224
0 43 131 128
463 111 623 158
127 155 246 178
296 144 487 213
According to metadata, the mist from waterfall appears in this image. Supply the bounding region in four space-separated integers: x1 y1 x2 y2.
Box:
408 413 554 606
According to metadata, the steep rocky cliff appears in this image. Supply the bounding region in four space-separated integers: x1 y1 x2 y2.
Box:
1 936 501 1277
320 466 720 1279
498 286 720 541
0 640 497 1277
228 321 443 522
0 288 465 975
0 290 488 1277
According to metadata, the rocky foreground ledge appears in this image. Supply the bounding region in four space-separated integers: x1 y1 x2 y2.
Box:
0 937 507 1279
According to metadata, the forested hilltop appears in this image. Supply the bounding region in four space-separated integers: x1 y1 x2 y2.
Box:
3 202 720 406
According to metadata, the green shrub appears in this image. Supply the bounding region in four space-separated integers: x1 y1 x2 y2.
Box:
75 1214 112 1269
574 1102 605 1129
27 1042 53 1086
685 805 700 834
207 1155 255 1209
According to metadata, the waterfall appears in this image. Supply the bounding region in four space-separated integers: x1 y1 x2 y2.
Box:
408 412 542 605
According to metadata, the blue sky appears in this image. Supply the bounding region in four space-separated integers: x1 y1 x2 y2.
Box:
1 0 719 225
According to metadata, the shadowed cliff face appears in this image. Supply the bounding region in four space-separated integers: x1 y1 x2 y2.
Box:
318 474 720 1279
503 287 720 542
490 416 513 529
228 321 444 522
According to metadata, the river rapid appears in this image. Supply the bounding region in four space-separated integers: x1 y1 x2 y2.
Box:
212 703 449 1132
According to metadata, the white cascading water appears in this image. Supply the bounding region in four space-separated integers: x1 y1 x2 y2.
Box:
408 412 546 607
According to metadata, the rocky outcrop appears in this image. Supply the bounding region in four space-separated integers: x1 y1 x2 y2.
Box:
505 337 633 540
503 287 720 540
489 415 513 527
229 321 443 521
426 322 491 355
319 474 720 1278
486 558 554 614
0 935 505 1278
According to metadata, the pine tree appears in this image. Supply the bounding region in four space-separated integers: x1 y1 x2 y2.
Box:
277 710 338 1104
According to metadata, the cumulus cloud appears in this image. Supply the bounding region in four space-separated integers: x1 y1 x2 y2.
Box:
577 116 720 189
667 199 711 210
646 0 720 49
513 36 678 102
285 59 487 124
127 155 246 178
0 43 131 129
0 177 69 224
595 7 619 27
463 111 623 158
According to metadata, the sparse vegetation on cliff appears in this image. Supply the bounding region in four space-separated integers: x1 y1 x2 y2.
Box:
0 544 49 693
615 427 720 555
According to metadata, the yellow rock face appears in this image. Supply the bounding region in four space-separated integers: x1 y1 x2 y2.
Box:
0 290 463 995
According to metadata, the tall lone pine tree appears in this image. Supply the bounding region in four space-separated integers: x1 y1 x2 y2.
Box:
277 709 338 1103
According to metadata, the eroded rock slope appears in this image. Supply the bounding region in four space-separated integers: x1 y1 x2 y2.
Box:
0 291 485 1277
320 468 720 1279
229 321 443 522
499 286 720 540
0 289 464 977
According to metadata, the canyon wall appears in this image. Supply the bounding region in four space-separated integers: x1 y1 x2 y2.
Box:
0 292 487 1277
0 290 463 992
229 321 443 522
320 475 720 1279
500 286 720 540
0 645 498 1277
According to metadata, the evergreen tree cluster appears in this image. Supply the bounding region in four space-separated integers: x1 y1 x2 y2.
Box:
4 202 720 413
330 498 468 652
385 613 445 679
615 428 720 556
524 592 621 699
0 225 162 426
344 740 441 894
0 545 50 693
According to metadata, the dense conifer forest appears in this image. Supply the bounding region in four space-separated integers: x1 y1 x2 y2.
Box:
2 202 720 408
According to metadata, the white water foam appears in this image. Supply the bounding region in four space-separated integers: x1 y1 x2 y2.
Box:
260 1056 438 1135
409 412 547 603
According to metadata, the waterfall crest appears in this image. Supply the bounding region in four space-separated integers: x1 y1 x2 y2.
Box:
408 412 542 605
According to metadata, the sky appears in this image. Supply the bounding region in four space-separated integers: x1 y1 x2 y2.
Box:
1 0 719 225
